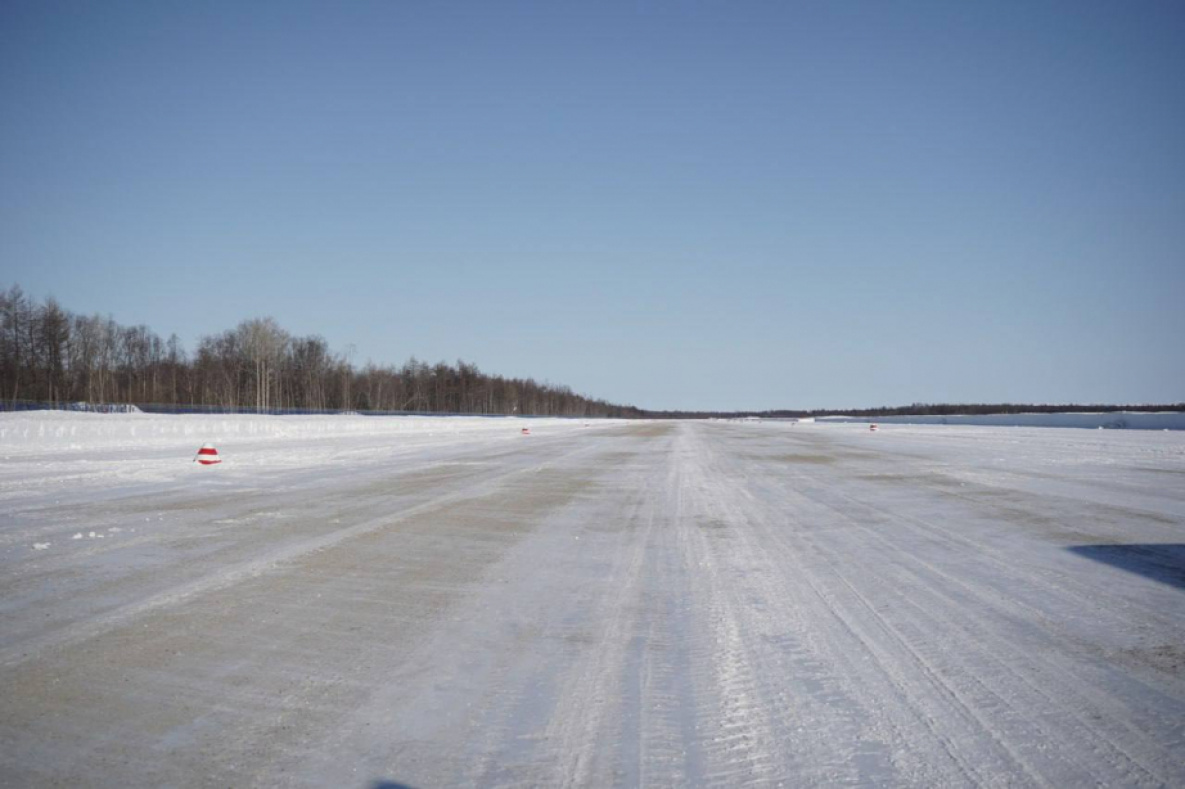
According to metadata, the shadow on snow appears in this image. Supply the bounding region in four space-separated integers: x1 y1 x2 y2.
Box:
1067 544 1185 590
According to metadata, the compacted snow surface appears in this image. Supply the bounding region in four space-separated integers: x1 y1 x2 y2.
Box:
1 413 1183 787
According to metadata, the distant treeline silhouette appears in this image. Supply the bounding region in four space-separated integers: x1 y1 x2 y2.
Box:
644 402 1185 420
0 285 641 417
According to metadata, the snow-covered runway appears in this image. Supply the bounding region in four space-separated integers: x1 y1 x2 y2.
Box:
2 415 1183 787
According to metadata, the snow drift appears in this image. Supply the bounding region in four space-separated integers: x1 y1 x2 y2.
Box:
0 411 609 455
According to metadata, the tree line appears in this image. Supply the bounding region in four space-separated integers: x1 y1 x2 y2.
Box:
645 401 1185 420
0 285 642 418
806 401 1185 417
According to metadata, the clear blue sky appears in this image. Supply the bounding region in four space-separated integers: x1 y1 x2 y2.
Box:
2 1 1182 411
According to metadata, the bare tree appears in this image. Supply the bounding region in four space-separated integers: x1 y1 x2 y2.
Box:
236 318 289 411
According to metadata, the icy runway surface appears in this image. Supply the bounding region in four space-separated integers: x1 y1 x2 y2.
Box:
2 416 1184 787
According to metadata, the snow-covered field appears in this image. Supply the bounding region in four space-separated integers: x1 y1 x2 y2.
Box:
1 413 1183 786
820 410 1185 430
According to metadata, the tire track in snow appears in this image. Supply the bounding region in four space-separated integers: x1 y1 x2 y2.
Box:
672 426 857 786
634 559 698 788
541 463 659 787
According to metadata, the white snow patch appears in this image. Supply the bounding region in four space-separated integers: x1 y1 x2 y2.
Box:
819 411 1185 431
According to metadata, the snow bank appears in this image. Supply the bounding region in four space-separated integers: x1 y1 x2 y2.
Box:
818 411 1185 431
0 411 605 455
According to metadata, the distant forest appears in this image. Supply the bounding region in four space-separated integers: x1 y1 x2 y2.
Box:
3 285 1178 419
0 285 641 417
646 402 1185 420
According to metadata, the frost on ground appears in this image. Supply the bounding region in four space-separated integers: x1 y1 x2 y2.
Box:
1 413 1183 787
